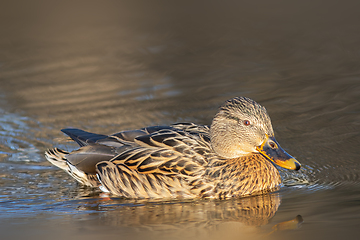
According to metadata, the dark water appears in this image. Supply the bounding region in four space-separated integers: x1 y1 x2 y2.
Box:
1 1 360 239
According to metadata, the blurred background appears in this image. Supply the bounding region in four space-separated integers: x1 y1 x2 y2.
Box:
1 1 360 239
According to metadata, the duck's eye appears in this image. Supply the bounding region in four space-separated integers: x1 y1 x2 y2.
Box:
269 141 277 149
243 120 251 126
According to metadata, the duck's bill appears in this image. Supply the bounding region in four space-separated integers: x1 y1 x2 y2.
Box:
256 136 301 171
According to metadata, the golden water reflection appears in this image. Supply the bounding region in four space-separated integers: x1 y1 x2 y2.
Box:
43 192 294 239
103 194 280 227
59 192 302 240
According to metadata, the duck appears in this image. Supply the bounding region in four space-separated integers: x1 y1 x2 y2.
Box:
45 96 301 199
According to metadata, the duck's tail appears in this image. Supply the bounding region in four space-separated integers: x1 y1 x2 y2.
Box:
45 148 101 188
45 148 69 170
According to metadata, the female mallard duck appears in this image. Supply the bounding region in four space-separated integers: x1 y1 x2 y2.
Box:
45 97 300 199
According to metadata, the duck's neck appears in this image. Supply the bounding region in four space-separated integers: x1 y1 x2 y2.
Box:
206 154 282 198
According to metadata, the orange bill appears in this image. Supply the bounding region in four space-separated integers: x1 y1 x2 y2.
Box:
256 135 301 171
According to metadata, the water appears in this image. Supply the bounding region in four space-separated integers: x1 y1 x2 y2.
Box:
1 0 360 239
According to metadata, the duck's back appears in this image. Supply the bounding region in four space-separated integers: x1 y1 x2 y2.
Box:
46 123 215 198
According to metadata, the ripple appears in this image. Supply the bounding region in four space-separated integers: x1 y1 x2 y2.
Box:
279 165 312 186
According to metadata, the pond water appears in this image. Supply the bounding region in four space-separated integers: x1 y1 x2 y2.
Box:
1 1 360 239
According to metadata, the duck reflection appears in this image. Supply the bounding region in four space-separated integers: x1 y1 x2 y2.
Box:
67 189 304 238
78 192 280 227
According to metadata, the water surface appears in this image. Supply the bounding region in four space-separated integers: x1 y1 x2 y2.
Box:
1 1 360 239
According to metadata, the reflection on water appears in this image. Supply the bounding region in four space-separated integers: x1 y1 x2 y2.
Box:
1 0 360 240
93 193 281 228
77 193 302 239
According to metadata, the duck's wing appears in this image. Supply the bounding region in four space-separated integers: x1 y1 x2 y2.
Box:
60 127 153 173
48 125 213 196
96 126 213 198
46 128 143 186
115 126 212 174
61 128 108 147
62 124 210 148
62 128 147 147
58 127 179 173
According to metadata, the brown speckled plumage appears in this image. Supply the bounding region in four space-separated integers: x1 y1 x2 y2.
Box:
45 97 299 199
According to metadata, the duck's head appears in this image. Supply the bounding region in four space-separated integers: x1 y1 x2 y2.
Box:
210 97 301 171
